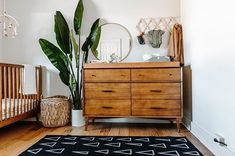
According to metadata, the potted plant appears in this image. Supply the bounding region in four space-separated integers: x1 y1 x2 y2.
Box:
39 0 101 127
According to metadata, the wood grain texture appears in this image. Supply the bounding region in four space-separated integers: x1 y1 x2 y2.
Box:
85 100 131 116
132 83 181 100
132 68 181 82
0 122 214 156
83 62 183 132
132 100 181 116
0 66 2 121
84 62 180 69
85 69 130 82
85 83 131 99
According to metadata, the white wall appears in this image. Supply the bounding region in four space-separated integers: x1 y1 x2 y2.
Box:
0 41 2 59
2 0 180 97
0 0 3 59
181 0 235 155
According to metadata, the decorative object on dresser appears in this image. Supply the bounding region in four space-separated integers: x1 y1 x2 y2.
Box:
38 0 101 127
41 96 70 127
0 63 42 128
91 23 132 63
83 62 183 132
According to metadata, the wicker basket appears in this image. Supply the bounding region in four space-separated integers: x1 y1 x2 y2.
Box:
41 95 70 127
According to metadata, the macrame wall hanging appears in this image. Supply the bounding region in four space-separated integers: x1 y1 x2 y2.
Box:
136 17 180 46
136 17 180 34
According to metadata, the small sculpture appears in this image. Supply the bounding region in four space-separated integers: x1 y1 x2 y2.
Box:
110 53 119 63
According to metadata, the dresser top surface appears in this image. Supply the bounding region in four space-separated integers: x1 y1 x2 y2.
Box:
84 62 180 69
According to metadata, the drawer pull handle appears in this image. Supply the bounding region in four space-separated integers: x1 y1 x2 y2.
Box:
150 90 162 93
91 74 96 77
102 90 114 93
150 107 164 109
102 106 113 109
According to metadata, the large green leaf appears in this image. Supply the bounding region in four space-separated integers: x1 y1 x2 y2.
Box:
91 26 101 58
90 18 100 34
39 39 70 86
74 0 84 35
81 38 90 52
81 18 101 62
54 11 71 54
59 71 70 86
70 30 79 67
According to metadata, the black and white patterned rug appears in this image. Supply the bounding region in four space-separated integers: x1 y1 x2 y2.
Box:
20 135 203 156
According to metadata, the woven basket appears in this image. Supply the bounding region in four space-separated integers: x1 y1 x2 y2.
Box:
41 95 70 127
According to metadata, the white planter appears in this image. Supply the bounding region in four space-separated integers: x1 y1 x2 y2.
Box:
71 109 85 127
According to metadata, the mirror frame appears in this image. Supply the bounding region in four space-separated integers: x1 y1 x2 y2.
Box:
92 23 133 62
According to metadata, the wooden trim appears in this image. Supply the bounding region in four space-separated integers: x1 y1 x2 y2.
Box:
84 116 181 118
8 67 12 118
0 63 41 70
84 62 180 69
0 63 24 68
0 66 2 121
0 110 36 128
4 66 7 119
12 67 16 117
16 68 19 116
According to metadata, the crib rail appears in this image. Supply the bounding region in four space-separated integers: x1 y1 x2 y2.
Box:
0 63 42 122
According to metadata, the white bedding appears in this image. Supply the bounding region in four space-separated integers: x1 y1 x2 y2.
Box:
1 99 34 120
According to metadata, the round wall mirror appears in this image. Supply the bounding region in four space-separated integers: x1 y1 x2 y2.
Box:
92 23 132 62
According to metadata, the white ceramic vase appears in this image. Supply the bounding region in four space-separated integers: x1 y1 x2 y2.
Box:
71 109 85 127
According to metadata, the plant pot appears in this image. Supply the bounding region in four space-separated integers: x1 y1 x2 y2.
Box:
71 109 85 127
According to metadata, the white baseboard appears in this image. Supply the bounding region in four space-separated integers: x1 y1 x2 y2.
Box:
182 115 191 131
191 122 235 156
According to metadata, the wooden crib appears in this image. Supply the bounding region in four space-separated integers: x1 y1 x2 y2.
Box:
0 63 42 128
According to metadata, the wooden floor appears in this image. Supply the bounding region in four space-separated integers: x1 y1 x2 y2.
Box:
0 122 214 156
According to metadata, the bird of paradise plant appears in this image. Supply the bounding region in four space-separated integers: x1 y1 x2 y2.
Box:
39 0 101 110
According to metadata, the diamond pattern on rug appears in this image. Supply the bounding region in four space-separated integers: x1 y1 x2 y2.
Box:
20 136 204 156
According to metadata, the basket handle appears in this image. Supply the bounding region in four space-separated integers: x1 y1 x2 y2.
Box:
44 95 69 100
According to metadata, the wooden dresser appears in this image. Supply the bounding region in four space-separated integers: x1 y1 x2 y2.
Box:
83 62 183 132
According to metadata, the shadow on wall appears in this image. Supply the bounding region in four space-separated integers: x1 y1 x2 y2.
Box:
183 66 193 129
82 0 109 61
82 0 101 36
41 66 69 98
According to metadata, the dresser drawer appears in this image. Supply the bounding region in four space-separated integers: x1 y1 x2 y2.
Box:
132 83 181 100
85 83 130 99
85 69 130 82
132 100 181 116
131 68 181 82
85 100 131 116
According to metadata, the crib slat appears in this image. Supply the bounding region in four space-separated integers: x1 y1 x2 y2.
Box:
8 67 12 118
27 95 30 111
4 66 7 120
31 95 33 110
30 95 32 110
29 95 32 110
20 68 23 114
16 68 19 116
34 95 36 109
12 68 16 117
23 95 26 113
0 66 2 121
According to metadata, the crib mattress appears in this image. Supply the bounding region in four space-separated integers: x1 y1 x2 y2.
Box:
1 99 35 120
